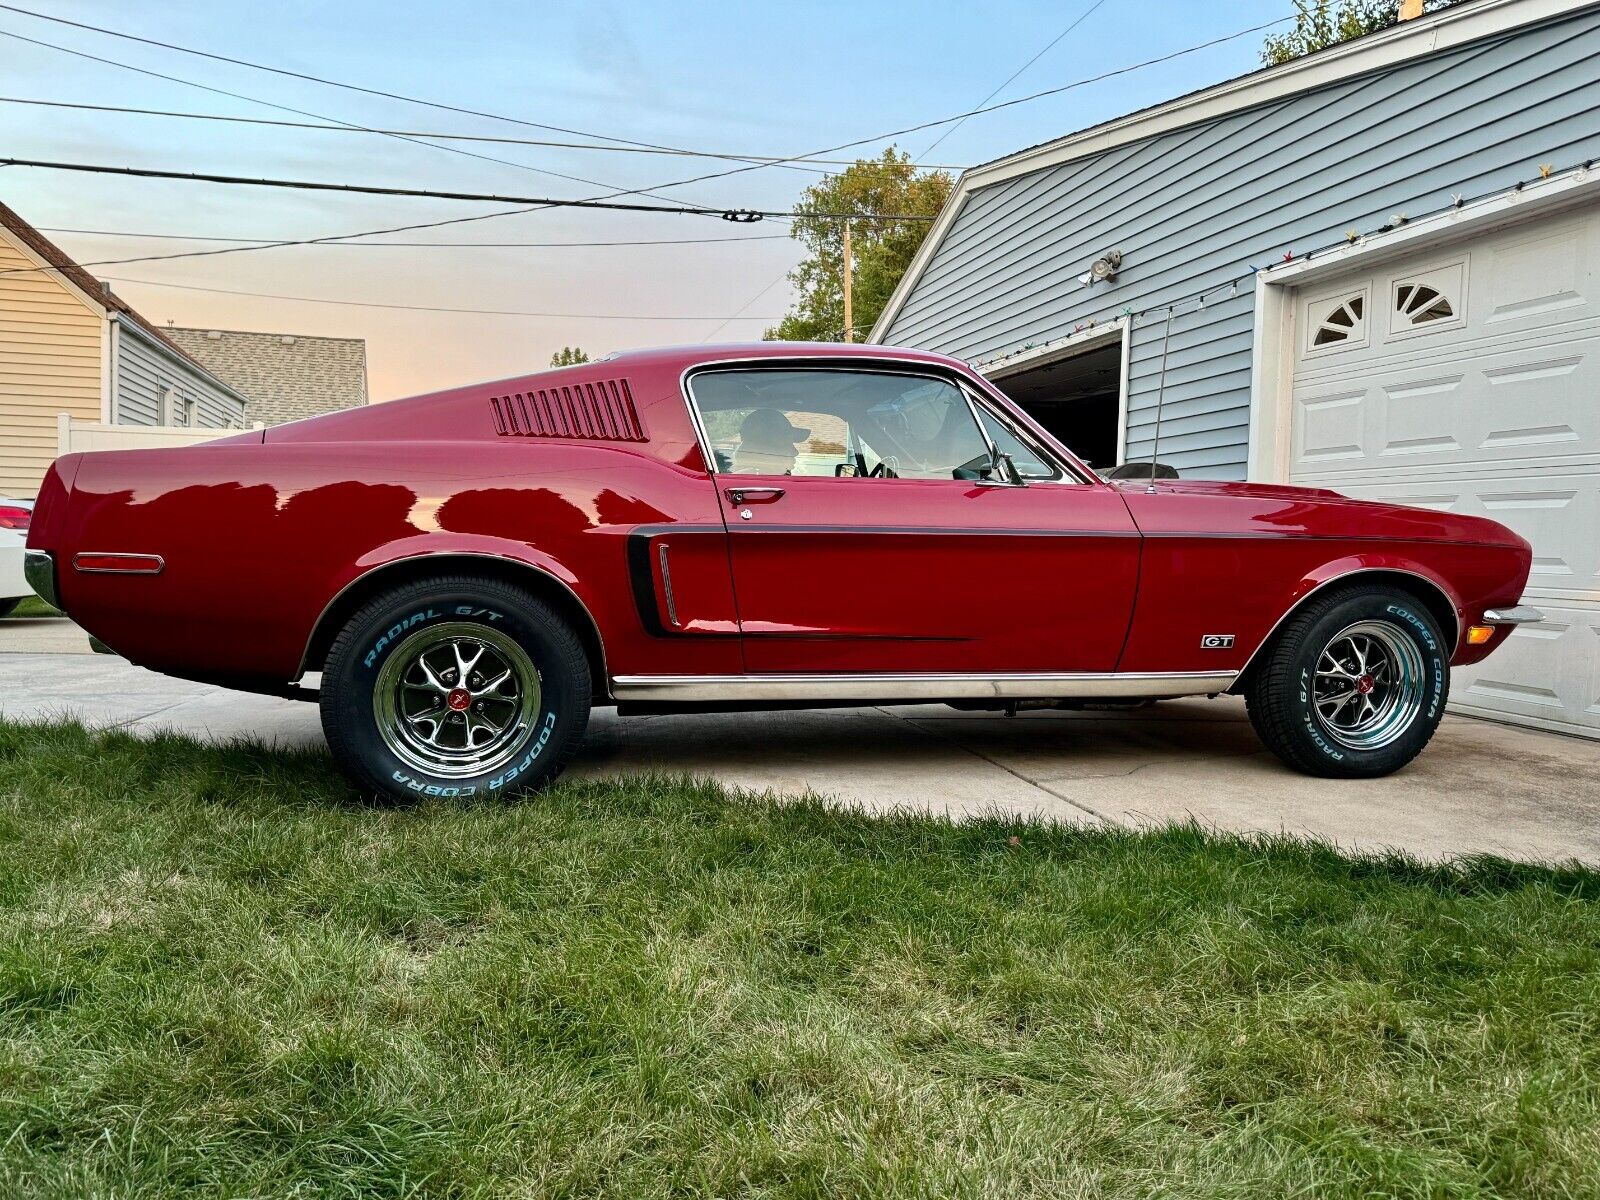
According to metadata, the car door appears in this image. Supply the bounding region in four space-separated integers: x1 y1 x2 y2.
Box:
684 362 1141 675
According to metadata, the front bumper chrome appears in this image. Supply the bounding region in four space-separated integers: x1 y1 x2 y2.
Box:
1483 605 1544 625
23 549 57 609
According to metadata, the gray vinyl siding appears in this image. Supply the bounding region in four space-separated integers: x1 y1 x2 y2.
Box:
880 5 1600 478
114 319 247 429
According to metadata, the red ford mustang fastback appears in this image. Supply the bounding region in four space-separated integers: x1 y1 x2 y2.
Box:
26 343 1538 801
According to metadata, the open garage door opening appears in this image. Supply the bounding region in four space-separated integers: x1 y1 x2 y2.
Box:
989 332 1125 473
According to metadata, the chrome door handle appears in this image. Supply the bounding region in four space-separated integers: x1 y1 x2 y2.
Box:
724 486 785 505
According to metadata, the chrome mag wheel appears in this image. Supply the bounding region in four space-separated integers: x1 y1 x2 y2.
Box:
373 622 541 778
1311 620 1426 751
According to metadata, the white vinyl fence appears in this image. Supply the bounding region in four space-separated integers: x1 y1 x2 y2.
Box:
57 414 261 456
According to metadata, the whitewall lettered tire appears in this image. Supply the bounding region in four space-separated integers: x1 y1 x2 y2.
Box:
320 576 590 801
1245 585 1450 778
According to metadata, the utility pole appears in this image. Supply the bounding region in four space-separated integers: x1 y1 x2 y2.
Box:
841 221 854 343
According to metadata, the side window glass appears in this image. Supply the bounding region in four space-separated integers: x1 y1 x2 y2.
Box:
690 369 991 480
973 406 1061 481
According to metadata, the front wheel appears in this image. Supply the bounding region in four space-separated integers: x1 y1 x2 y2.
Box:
320 576 591 801
1245 585 1450 778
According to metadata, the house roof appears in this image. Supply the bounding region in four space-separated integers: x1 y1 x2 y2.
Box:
0 198 243 398
164 326 368 426
871 0 1600 342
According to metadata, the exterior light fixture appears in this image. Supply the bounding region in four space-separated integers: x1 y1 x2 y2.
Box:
1077 249 1123 287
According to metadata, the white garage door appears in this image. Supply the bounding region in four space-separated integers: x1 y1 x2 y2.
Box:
1289 204 1600 737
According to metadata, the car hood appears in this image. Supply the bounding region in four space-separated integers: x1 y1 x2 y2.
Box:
1110 477 1529 550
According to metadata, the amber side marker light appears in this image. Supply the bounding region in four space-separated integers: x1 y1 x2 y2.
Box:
1467 624 1495 645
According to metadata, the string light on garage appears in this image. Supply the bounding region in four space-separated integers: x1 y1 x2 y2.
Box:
965 155 1599 374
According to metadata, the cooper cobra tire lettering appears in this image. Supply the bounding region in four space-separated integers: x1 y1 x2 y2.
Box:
1246 584 1449 779
488 712 558 791
322 577 591 803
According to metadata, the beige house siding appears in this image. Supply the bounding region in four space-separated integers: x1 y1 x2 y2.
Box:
0 232 102 498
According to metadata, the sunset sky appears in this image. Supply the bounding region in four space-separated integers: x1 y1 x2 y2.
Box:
1 0 1286 400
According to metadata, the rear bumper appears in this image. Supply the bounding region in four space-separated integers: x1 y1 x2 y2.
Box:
23 549 57 609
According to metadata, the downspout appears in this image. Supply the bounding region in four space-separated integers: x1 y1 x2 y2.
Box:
105 308 122 424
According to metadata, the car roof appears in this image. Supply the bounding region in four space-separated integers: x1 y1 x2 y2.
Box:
597 342 970 374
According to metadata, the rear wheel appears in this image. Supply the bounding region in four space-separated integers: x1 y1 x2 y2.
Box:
321 576 590 801
1245 585 1450 778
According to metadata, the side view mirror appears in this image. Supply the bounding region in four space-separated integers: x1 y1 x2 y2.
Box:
970 448 1027 487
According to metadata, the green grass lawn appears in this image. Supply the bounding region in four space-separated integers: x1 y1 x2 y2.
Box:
4 596 60 619
1 721 1598 1198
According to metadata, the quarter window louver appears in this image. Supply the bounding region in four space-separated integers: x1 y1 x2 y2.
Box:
490 377 647 442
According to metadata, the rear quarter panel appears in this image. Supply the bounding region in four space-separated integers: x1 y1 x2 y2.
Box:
52 437 739 685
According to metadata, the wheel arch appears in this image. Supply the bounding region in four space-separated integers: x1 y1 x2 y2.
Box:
1231 566 1461 692
299 552 609 697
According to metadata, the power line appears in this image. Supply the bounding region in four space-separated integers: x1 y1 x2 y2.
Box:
0 2 832 175
0 158 888 277
2 15 1290 282
0 25 736 199
0 158 931 223
0 97 966 171
38 226 791 248
5 8 1295 202
100 274 782 322
920 0 1109 158
599 14 1295 195
699 274 792 343
0 20 802 266
689 13 1291 338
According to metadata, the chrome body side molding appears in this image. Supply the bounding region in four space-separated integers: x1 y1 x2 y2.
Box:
609 670 1237 703
1483 605 1543 625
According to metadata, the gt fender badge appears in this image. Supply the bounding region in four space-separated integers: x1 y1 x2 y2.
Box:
1200 634 1235 650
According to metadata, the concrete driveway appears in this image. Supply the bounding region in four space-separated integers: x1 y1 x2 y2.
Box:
1 614 1596 864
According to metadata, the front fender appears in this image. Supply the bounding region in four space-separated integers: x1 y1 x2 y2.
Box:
1237 554 1465 677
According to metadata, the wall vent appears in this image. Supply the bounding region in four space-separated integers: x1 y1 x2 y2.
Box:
489 377 647 442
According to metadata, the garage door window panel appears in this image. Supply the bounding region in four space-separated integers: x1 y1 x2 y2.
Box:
1389 261 1466 340
1305 287 1370 354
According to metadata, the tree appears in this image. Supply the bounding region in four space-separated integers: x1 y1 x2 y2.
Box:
766 148 953 343
1262 0 1465 64
549 346 590 367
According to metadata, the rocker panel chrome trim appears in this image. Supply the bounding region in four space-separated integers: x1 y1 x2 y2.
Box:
609 670 1236 702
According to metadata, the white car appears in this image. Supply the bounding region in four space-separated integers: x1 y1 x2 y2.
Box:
0 495 36 617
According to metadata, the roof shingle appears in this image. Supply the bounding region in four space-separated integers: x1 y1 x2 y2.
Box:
164 327 369 426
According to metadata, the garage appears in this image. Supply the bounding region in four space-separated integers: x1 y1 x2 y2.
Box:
873 1 1600 739
1282 202 1599 737
987 326 1127 473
